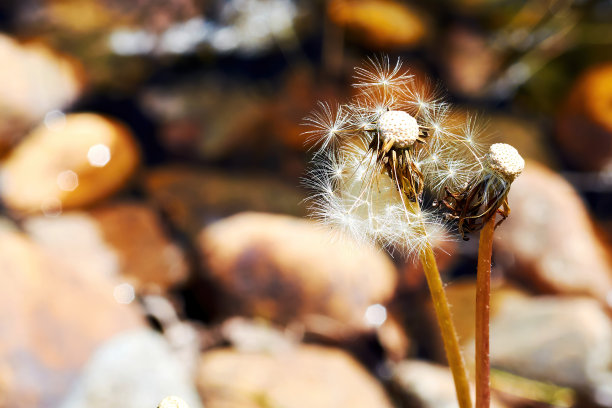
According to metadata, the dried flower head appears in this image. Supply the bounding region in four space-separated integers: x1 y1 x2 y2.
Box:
439 143 524 239
304 56 488 256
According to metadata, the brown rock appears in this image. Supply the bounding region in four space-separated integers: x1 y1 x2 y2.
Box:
197 212 397 339
557 63 612 171
23 203 189 293
1 113 140 214
328 0 426 50
442 25 501 98
423 280 528 363
0 224 143 408
496 161 612 305
391 360 507 408
144 167 305 238
0 34 84 154
487 296 612 392
486 114 558 168
197 345 394 408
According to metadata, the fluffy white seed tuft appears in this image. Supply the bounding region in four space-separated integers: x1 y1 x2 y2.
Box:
303 57 488 257
486 143 525 181
378 110 419 148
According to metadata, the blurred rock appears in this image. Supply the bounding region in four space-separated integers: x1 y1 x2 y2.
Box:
197 345 394 408
496 161 612 306
487 114 558 169
220 317 298 354
1 113 140 214
197 212 397 339
442 25 501 98
90 203 189 291
390 360 506 408
328 0 426 50
0 34 84 154
557 63 612 171
376 312 411 362
437 281 612 404
140 78 269 160
0 226 143 408
23 203 189 293
449 282 529 345
60 329 203 408
424 281 529 363
487 296 612 394
144 167 306 238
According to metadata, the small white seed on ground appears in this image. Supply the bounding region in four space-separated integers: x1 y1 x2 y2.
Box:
158 396 190 408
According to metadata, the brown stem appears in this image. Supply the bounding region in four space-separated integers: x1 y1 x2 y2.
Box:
420 245 473 408
476 216 496 408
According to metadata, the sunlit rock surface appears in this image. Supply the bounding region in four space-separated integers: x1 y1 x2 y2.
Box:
1 113 140 214
390 360 507 408
327 0 426 50
23 203 189 294
0 224 144 408
197 345 394 408
0 34 84 154
487 296 612 397
557 63 612 171
496 160 612 305
197 212 397 339
60 329 203 408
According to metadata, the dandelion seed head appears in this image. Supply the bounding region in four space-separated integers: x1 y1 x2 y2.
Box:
486 143 525 181
378 110 419 148
303 56 489 256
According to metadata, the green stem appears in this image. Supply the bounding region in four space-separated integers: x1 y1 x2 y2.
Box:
420 245 473 408
476 216 496 408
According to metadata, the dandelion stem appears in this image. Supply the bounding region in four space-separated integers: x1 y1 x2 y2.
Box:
419 242 473 408
476 216 495 408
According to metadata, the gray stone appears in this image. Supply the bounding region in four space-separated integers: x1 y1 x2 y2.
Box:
60 329 203 408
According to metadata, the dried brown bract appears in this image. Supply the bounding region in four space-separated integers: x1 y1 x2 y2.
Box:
439 143 524 239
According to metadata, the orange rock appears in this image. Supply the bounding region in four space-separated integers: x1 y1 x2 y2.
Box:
0 34 84 154
197 212 397 339
496 161 612 305
197 345 394 408
442 25 500 97
557 64 612 171
328 0 426 50
0 223 143 407
1 113 140 214
90 203 189 292
23 203 189 293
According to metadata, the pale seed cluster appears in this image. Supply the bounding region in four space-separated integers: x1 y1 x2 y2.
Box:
485 143 525 182
304 56 494 256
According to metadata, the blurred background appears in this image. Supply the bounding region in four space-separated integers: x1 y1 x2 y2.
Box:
1 0 612 407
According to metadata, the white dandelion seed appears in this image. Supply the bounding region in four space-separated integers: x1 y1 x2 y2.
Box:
303 57 488 257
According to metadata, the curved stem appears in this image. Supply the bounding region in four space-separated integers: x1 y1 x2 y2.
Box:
476 216 496 408
420 245 473 408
